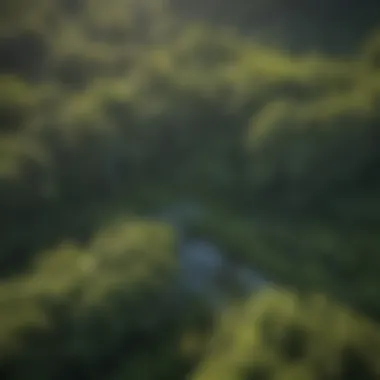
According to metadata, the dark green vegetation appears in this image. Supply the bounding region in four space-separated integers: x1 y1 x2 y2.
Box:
169 0 380 53
1 0 380 379
193 289 380 380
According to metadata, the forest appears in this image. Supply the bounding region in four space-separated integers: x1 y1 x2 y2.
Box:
1 0 380 379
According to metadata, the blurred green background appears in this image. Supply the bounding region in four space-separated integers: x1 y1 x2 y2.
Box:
1 1 380 379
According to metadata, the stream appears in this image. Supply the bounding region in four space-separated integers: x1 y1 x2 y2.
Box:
154 200 269 308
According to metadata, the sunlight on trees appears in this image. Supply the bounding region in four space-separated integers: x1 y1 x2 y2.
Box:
1 1 380 379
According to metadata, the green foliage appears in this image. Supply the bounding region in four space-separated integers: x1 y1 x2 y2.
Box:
192 289 380 380
1 1 380 379
168 0 380 53
0 220 179 379
191 207 380 320
0 75 41 131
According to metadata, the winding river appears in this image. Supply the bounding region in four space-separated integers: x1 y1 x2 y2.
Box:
154 200 269 308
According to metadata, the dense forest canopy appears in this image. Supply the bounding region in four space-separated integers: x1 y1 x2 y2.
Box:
168 0 380 53
0 0 380 379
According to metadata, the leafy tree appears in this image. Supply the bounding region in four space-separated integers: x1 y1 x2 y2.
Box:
192 289 380 380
